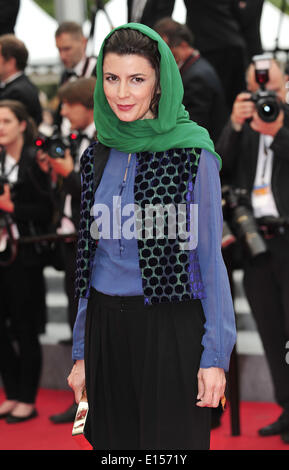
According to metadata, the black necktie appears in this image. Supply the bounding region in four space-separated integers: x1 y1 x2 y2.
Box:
77 132 90 142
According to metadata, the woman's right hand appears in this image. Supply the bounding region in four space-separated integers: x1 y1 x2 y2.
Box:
67 359 86 404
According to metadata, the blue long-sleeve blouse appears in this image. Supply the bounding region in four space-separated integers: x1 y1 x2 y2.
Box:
72 148 236 371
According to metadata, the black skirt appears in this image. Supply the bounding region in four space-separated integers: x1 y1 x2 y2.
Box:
84 288 211 450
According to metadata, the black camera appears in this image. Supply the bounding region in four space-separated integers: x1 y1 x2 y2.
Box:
222 185 267 258
35 131 79 159
250 54 281 123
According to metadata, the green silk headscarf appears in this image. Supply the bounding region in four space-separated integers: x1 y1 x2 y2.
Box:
94 22 222 169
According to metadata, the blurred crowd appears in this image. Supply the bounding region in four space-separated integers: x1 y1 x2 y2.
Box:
0 0 289 446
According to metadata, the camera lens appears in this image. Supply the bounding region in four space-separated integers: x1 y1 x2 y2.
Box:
50 142 66 159
256 96 280 122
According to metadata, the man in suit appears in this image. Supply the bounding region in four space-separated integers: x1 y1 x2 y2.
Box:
216 59 289 444
0 0 20 36
55 21 97 86
54 21 97 133
37 77 96 423
154 18 228 143
129 0 248 111
0 35 42 126
233 0 264 66
181 0 247 110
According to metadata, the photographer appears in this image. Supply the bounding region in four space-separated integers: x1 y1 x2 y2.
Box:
0 100 53 423
153 18 228 143
216 57 289 443
37 78 96 424
37 77 96 338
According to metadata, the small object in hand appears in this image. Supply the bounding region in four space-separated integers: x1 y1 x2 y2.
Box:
221 395 226 410
72 389 92 450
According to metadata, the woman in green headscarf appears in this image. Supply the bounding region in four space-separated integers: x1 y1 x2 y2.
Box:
68 23 236 450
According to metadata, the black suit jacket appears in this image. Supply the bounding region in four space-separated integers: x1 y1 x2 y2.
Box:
127 0 174 26
133 0 245 52
216 104 289 218
232 0 264 64
180 54 228 143
184 0 245 53
0 0 20 35
61 170 82 231
0 74 42 125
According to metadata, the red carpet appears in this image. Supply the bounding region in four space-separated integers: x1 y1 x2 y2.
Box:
0 388 288 450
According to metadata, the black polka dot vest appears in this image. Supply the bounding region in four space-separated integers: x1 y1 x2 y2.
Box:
75 142 206 305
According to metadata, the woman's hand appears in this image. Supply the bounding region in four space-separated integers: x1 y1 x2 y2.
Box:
196 367 226 408
67 359 86 404
0 184 14 213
